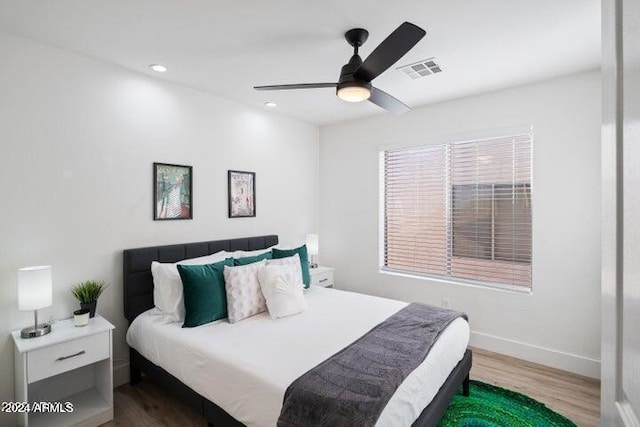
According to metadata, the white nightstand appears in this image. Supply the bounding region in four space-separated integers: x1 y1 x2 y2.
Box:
310 266 334 288
12 315 115 427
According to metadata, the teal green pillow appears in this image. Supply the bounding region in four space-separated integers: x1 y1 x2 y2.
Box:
177 258 233 328
272 245 310 288
233 251 272 266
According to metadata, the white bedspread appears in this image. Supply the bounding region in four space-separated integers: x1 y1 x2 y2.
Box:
126 286 469 426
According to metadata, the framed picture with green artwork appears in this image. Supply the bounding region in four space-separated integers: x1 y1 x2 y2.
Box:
228 170 255 218
154 163 193 220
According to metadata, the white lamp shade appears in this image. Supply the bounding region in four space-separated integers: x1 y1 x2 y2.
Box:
18 266 53 311
306 234 319 256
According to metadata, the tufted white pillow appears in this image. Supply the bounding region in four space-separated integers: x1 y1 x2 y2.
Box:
258 264 307 319
151 251 230 322
223 260 267 323
265 254 303 286
229 246 276 259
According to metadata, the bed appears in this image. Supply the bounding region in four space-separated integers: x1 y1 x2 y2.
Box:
123 235 472 427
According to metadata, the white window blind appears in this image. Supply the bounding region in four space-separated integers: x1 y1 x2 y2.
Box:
382 133 532 291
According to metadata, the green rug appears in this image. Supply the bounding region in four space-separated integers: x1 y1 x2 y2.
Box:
438 380 577 427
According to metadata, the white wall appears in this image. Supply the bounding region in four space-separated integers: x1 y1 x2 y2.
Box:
319 70 601 378
0 31 319 424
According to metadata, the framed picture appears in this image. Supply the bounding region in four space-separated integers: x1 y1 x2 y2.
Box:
228 170 256 218
153 162 193 220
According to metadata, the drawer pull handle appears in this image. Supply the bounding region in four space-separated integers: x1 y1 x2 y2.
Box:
319 278 329 283
56 350 85 361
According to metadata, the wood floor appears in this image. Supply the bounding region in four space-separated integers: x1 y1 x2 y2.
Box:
470 347 600 427
102 347 600 427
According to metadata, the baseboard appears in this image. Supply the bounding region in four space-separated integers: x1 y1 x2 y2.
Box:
113 361 130 387
470 331 601 379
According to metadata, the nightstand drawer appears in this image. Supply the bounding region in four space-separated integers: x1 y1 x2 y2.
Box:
27 331 109 383
311 270 334 287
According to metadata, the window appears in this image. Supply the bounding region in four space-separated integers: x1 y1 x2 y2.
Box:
381 132 532 291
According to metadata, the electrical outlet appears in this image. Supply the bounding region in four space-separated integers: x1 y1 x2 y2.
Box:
441 298 450 308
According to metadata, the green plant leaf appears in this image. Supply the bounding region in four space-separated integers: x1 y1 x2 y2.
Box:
71 280 107 304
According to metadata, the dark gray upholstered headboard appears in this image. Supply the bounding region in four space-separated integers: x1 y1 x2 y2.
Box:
123 235 278 323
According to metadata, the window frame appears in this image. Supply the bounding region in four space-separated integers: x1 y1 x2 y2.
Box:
378 127 534 294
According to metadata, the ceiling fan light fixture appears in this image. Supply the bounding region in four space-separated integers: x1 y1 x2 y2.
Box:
337 83 371 103
253 22 425 113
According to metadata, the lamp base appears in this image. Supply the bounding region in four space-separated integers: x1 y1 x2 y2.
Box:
21 323 51 338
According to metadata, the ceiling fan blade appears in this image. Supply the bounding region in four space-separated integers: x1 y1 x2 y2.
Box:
354 22 426 82
368 87 410 114
254 83 337 91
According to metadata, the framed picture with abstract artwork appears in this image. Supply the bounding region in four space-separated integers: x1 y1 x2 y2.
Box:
153 162 193 220
228 170 255 218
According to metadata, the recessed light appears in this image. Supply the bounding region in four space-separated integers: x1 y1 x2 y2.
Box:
149 64 168 73
264 101 277 108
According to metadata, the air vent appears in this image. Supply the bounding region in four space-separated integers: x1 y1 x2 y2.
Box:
397 58 443 79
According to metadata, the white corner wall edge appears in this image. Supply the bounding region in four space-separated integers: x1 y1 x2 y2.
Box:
470 330 600 379
113 361 130 388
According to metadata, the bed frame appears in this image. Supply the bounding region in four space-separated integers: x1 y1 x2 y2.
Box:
123 234 472 427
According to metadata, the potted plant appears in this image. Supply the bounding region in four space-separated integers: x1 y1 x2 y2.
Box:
71 280 107 318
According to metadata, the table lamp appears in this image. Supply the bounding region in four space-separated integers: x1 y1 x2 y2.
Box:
18 265 53 338
306 234 319 268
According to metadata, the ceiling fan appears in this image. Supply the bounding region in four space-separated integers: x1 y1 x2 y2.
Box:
254 22 426 114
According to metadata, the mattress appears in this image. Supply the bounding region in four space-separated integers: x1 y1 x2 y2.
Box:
126 286 469 427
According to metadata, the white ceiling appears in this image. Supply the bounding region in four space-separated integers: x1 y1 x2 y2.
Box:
0 0 600 126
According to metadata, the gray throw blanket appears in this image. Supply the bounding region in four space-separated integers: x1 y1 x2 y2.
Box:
278 303 467 427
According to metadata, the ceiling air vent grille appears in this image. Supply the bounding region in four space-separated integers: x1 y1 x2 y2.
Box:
397 58 442 79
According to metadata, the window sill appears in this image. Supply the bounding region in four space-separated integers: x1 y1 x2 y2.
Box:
379 268 532 295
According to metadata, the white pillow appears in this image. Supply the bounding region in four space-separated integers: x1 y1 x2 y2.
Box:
229 246 275 259
151 251 230 322
265 254 304 285
258 264 307 319
223 260 267 323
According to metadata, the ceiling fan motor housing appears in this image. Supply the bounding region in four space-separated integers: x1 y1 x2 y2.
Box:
337 54 371 94
337 57 372 101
